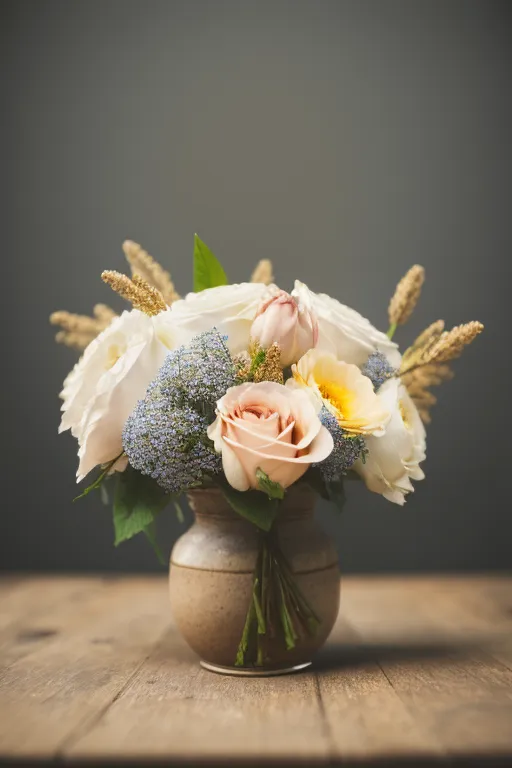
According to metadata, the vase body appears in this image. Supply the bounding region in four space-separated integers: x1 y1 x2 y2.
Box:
169 486 340 673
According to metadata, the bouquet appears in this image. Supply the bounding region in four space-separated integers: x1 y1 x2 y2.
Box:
51 236 483 667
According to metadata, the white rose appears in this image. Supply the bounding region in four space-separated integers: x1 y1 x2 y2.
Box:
170 282 278 354
354 378 426 504
59 309 187 481
292 281 401 367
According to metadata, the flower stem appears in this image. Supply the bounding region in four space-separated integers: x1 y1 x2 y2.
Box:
234 527 320 667
73 451 125 501
387 322 397 340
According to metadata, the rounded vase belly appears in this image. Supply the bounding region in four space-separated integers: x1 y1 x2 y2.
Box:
169 486 340 673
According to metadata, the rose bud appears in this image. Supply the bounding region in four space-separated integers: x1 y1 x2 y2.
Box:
250 290 318 367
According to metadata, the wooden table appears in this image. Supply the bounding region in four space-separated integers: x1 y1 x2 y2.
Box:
0 575 511 767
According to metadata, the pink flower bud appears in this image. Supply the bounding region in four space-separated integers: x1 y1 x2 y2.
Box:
250 290 318 367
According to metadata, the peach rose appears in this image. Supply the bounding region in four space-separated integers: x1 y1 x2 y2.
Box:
207 381 333 492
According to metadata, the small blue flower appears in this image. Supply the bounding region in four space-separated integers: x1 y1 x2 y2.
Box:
122 329 236 494
149 328 236 408
361 351 396 391
314 407 366 481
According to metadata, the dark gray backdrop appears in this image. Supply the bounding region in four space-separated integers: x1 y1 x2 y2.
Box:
2 0 510 573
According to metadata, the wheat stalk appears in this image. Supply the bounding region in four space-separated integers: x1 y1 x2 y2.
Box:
251 259 274 285
122 240 180 304
50 304 118 350
388 264 425 329
101 271 167 315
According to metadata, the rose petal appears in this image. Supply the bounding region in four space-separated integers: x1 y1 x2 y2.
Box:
221 440 251 492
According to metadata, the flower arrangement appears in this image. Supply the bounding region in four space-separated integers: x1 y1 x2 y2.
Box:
51 236 483 667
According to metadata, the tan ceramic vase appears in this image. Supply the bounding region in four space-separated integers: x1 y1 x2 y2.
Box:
168 485 340 676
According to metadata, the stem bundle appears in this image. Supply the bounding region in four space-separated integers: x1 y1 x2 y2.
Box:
235 529 320 667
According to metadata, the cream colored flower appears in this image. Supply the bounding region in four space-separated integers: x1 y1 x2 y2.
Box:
207 381 333 492
354 378 426 505
60 309 189 481
288 349 390 436
170 282 278 355
292 281 401 367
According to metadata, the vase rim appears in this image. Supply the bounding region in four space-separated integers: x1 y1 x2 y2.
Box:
187 483 316 520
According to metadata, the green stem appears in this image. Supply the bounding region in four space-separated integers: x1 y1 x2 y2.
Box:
234 526 323 666
272 547 320 633
173 499 185 524
235 594 256 667
73 451 124 501
387 322 397 340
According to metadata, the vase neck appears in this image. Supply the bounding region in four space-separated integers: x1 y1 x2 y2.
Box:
187 485 316 524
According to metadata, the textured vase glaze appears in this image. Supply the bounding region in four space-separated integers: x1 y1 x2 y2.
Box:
169 485 340 673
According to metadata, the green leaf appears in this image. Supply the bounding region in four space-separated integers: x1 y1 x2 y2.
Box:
249 347 266 375
303 467 330 501
173 498 185 524
326 479 346 513
100 481 110 506
73 452 124 501
143 521 165 565
256 468 285 500
219 481 279 532
193 233 228 292
113 469 170 547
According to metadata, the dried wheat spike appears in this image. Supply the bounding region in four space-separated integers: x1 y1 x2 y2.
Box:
50 305 118 351
402 363 454 423
388 264 425 327
401 320 445 368
122 240 180 304
101 270 167 315
251 259 274 285
253 343 284 384
401 321 483 376
427 321 484 365
92 303 117 324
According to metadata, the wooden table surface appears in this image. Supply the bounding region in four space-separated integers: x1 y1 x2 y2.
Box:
0 575 511 767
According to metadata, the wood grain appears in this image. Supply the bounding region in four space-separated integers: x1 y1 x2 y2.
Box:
0 574 511 766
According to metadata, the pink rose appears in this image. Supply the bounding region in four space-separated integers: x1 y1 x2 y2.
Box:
250 290 318 367
207 381 333 492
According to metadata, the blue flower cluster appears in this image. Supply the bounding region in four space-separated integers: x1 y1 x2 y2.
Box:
122 329 236 494
361 351 396 391
147 328 237 410
315 407 366 481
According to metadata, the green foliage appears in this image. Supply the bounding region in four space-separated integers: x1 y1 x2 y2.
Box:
303 467 330 500
113 469 170 560
193 234 228 292
325 479 346 513
249 347 266 375
256 468 285 500
173 498 185 524
73 452 124 501
219 481 279 532
303 468 346 513
142 521 165 566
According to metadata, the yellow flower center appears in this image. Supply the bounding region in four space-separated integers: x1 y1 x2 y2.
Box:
318 379 356 421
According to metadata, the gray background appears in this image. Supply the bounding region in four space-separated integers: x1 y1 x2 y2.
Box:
2 0 510 573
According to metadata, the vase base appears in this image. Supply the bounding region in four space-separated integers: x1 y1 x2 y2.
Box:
200 660 312 677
